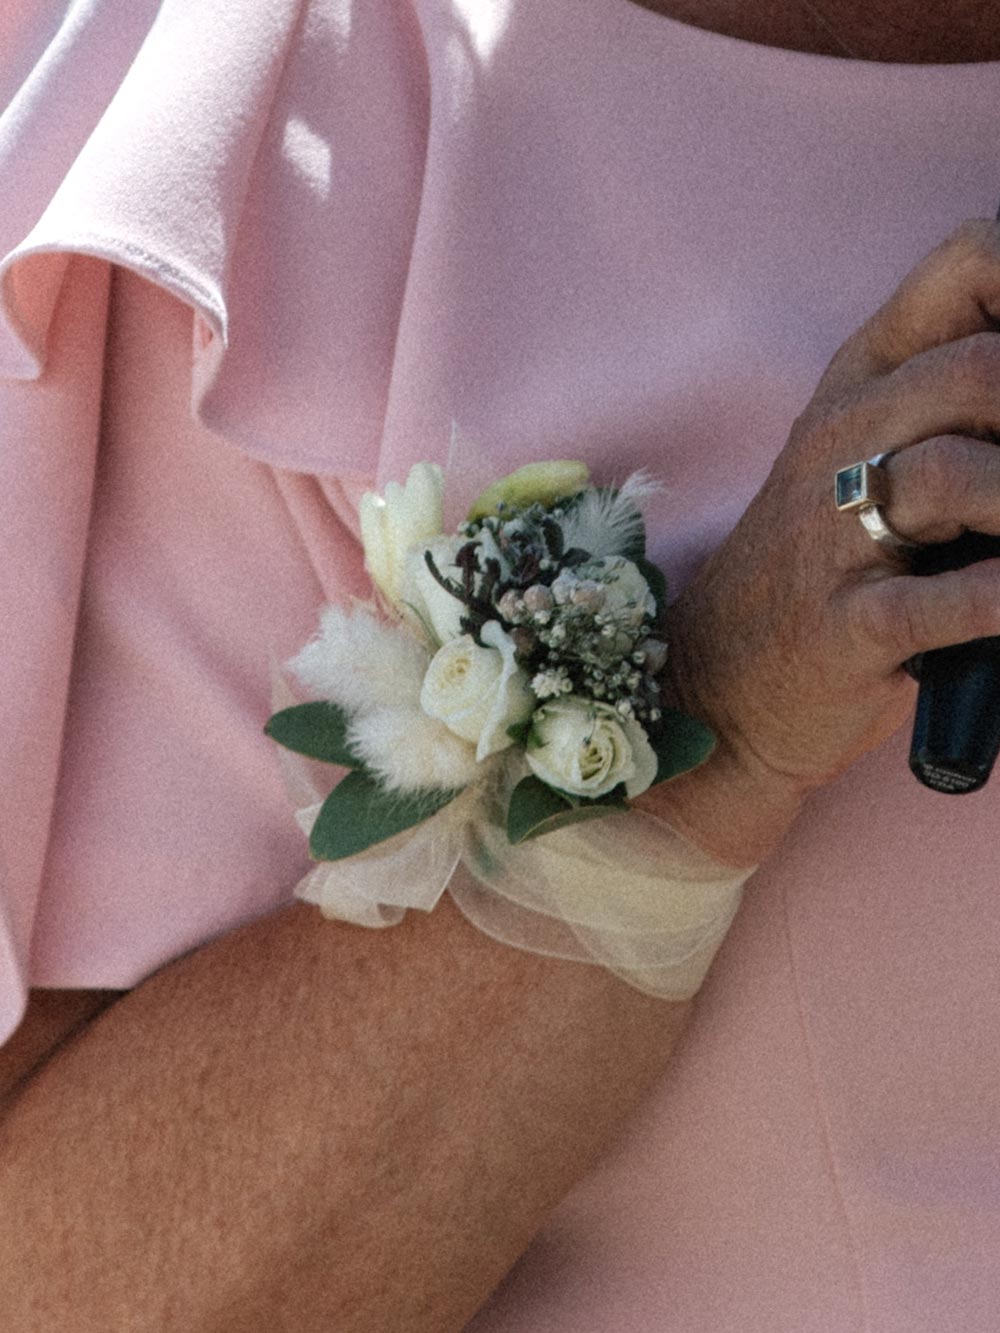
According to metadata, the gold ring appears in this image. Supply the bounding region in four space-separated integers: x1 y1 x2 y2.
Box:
834 452 921 552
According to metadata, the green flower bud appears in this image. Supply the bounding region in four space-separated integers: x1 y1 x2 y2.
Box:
467 461 590 521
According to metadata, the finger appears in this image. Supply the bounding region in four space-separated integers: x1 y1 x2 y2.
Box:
878 436 1000 545
845 558 1000 671
799 331 1000 464
816 219 1000 401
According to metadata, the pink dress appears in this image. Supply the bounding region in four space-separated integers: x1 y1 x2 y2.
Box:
2 1 999 1327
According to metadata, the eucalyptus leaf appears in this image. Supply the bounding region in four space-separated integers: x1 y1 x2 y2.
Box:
506 719 534 747
309 771 459 861
264 702 360 766
649 709 717 785
507 776 627 844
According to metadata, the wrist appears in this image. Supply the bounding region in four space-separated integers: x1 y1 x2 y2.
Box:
641 628 807 866
635 736 803 868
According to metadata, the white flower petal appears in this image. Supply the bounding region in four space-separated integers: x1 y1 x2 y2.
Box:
359 463 445 606
401 535 467 645
421 625 534 760
527 697 638 798
621 717 658 798
476 621 535 760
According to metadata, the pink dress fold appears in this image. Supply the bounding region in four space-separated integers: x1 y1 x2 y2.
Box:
2 1 1000 1327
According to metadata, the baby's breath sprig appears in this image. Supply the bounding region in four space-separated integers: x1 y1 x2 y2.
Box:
445 495 665 724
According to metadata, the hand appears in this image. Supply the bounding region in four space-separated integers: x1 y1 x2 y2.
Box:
643 220 1000 865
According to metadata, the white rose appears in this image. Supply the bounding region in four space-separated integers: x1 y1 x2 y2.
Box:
591 556 656 620
420 621 535 761
359 463 444 607
526 697 658 799
401 535 469 645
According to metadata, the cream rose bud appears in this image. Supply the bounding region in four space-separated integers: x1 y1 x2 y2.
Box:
402 535 468 644
527 697 658 799
591 556 656 620
420 621 535 761
359 462 444 607
638 637 668 674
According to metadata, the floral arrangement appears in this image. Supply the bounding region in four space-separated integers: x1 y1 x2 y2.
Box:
265 460 714 861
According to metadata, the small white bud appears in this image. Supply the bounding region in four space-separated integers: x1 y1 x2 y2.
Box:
523 585 555 614
497 590 524 622
639 638 668 674
569 580 606 613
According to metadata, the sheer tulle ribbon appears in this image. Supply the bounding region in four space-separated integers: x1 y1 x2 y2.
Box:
275 662 753 1000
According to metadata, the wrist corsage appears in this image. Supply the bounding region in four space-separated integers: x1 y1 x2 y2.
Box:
266 461 752 999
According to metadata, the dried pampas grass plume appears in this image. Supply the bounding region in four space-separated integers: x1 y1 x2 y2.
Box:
287 602 481 793
289 603 429 714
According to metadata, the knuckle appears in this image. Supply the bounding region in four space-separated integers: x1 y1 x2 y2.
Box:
787 403 828 448
787 398 854 466
848 581 925 662
956 570 1000 641
901 436 979 513
854 568 1000 663
953 438 997 507
949 331 1000 385
931 219 1000 274
955 217 1000 253
903 437 954 496
950 217 998 255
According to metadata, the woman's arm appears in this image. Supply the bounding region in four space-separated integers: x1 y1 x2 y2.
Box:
0 891 689 1331
6 221 1000 1330
0 988 122 1112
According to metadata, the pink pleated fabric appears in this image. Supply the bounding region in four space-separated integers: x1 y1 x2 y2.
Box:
2 2 1000 1328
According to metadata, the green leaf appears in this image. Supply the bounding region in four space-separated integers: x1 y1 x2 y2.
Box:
634 556 668 617
649 709 717 785
264 702 360 766
506 776 627 844
309 771 459 861
506 719 534 747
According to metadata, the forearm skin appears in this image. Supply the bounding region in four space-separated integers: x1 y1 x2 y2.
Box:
0 889 687 1331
